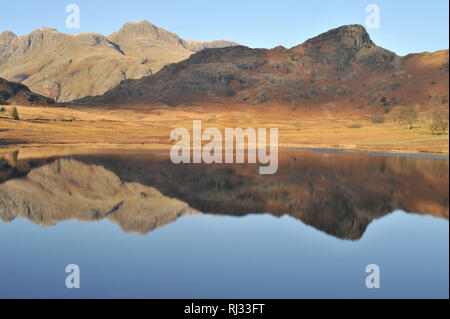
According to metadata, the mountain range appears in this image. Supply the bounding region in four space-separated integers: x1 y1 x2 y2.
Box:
0 20 237 102
0 23 448 115
79 24 448 113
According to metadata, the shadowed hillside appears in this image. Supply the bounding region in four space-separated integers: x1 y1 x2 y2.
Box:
0 77 55 106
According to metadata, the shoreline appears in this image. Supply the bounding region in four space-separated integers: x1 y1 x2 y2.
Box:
1 142 448 160
285 147 449 159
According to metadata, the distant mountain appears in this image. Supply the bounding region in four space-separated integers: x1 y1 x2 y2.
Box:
80 25 449 113
0 20 238 102
0 76 55 106
182 39 241 52
108 20 238 54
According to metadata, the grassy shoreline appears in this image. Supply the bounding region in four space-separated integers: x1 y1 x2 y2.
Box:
1 104 448 157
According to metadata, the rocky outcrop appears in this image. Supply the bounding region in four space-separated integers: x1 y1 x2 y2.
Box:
294 24 397 71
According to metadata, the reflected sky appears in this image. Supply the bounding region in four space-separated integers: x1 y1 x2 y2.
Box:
0 210 448 298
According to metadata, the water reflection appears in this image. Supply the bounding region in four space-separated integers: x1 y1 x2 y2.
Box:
0 158 199 235
0 149 448 239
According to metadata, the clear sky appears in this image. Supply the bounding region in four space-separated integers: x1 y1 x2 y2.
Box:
0 0 448 56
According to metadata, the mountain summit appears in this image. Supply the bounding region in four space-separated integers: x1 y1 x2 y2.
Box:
108 19 238 54
108 20 186 50
301 25 373 50
292 24 396 71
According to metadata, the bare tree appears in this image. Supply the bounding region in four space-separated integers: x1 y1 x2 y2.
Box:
429 108 449 135
394 105 418 129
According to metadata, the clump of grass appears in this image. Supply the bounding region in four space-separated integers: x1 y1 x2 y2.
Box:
347 123 363 129
0 106 5 113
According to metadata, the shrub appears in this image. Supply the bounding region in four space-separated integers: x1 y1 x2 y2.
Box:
0 106 5 112
372 114 385 124
11 107 19 120
347 123 362 129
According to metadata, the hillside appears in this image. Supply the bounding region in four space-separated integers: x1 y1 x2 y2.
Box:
79 25 449 114
0 20 237 102
0 76 55 106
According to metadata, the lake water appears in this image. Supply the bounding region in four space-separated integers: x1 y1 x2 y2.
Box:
0 148 448 298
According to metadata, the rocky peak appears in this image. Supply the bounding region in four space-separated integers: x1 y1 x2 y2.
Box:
0 31 17 42
0 31 17 55
291 25 378 71
109 20 183 46
39 27 58 33
302 24 373 50
108 20 239 53
27 27 60 40
21 27 66 49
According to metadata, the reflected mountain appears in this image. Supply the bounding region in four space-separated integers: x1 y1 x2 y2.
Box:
0 150 448 239
0 158 200 234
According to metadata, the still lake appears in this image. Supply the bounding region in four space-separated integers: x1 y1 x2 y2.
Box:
0 148 448 298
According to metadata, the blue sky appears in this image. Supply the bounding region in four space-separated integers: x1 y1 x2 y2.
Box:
0 0 448 56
